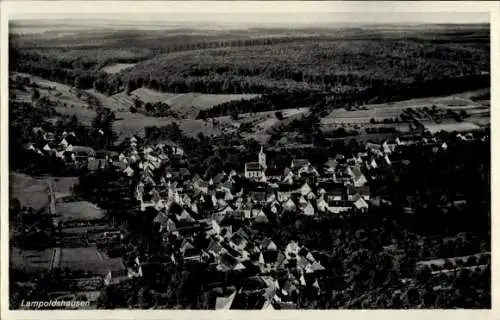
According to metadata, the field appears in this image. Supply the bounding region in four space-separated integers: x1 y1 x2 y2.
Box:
12 73 263 139
101 63 137 74
51 177 79 199
55 200 105 222
56 247 125 275
421 121 481 134
11 72 89 108
322 90 488 125
112 88 260 118
320 89 490 135
10 173 50 210
10 247 55 273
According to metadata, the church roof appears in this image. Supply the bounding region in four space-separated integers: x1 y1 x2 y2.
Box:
246 162 264 171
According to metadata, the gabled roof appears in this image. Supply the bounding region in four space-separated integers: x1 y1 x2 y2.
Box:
254 210 269 223
310 261 325 272
233 227 250 241
213 172 227 185
261 238 278 251
350 166 365 180
291 159 310 169
215 291 237 310
246 162 264 171
208 239 224 255
250 191 267 202
324 158 338 168
176 209 195 223
282 198 297 211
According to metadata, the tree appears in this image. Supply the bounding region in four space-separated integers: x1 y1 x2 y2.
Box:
31 88 40 102
126 79 137 95
74 77 82 89
406 288 421 306
230 110 239 121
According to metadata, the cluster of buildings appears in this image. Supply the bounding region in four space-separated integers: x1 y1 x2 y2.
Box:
19 127 486 309
24 127 97 164
93 134 416 309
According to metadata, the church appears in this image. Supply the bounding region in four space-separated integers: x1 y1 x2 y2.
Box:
244 146 267 180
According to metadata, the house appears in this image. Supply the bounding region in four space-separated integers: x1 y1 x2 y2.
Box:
176 209 195 224
268 200 282 214
261 238 278 251
300 202 315 216
214 206 235 222
282 198 297 212
230 276 277 309
245 146 267 180
352 195 369 212
316 197 328 212
215 291 237 310
245 163 265 180
71 146 97 161
357 185 371 201
305 261 326 274
264 165 283 182
182 247 205 263
318 182 345 201
217 252 246 272
254 210 270 224
213 172 227 185
291 159 310 171
299 182 312 196
285 241 300 260
104 269 130 286
298 165 319 177
277 183 300 201
323 158 338 173
350 165 367 187
368 157 378 170
251 205 265 219
327 200 353 214
194 179 210 194
282 167 294 184
250 191 267 204
208 238 225 258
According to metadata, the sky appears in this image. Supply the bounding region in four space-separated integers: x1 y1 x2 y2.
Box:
5 1 492 26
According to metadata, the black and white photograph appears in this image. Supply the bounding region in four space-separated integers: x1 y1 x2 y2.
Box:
2 0 496 313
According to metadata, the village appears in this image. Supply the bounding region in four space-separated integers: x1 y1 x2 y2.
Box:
10 120 489 309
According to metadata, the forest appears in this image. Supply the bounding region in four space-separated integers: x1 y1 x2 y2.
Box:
10 27 490 106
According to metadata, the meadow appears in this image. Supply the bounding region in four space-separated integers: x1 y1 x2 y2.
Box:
10 173 50 211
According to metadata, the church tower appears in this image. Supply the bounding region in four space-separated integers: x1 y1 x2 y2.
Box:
258 145 267 169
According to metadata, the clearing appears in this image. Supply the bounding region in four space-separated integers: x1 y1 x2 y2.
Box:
100 63 137 74
10 173 50 211
55 200 105 222
56 247 125 276
113 88 260 118
421 121 481 134
10 247 55 273
322 89 488 126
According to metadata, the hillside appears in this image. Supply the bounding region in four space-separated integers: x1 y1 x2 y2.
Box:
120 30 489 96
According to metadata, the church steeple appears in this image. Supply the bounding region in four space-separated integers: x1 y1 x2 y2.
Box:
258 145 267 169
